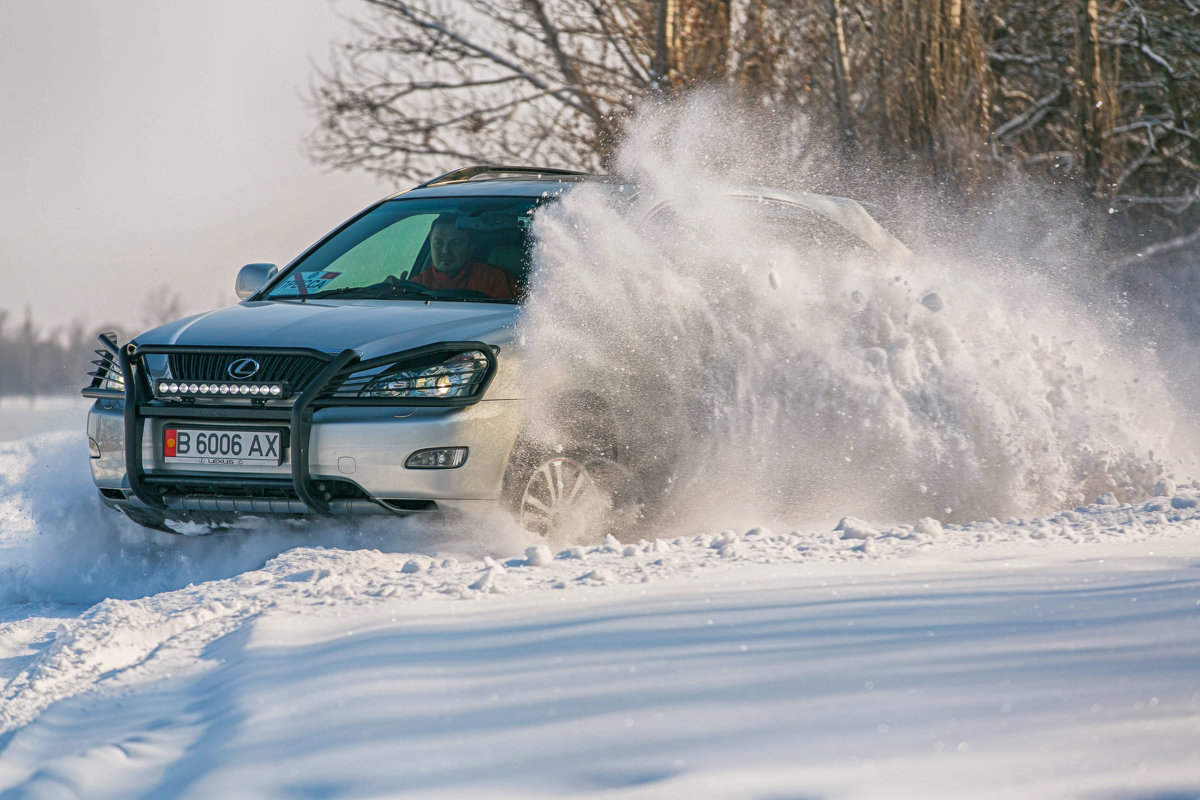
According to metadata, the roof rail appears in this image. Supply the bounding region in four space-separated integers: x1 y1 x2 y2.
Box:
416 165 590 188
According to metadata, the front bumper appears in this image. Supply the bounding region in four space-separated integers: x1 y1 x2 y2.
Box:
85 341 520 521
88 398 521 517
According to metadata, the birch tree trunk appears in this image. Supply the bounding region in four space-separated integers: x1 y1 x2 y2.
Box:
1074 0 1112 201
827 0 857 155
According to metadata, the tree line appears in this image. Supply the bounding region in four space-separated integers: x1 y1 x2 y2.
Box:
308 0 1198 268
0 308 97 399
0 288 186 400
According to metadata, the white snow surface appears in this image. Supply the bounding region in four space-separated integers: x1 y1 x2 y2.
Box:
1 406 1199 800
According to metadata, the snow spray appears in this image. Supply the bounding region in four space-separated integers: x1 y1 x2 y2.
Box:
0 431 534 605
519 94 1197 529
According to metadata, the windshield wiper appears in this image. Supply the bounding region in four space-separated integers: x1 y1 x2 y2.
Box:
451 296 519 304
269 283 518 303
298 285 440 301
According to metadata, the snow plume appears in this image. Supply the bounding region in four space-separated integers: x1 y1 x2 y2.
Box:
0 433 534 606
519 93 1197 529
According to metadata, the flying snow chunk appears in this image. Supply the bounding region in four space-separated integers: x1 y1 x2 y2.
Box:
915 517 944 538
470 564 507 592
835 517 880 540
525 545 553 566
921 292 945 312
1152 478 1176 497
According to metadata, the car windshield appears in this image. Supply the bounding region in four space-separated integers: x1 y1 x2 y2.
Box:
265 196 544 304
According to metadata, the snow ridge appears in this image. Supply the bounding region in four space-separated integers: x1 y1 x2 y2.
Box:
5 488 1199 737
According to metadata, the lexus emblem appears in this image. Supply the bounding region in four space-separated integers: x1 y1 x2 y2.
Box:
227 358 261 380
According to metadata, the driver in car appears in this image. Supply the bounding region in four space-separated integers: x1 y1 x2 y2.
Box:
411 214 518 300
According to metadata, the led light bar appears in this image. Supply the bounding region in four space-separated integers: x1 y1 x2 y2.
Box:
155 381 287 399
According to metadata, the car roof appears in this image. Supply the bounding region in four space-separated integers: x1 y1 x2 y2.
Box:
386 166 908 257
391 166 621 201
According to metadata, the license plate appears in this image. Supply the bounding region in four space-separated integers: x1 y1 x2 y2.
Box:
162 427 283 466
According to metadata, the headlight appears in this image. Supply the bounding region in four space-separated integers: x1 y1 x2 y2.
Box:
360 350 491 399
98 365 125 392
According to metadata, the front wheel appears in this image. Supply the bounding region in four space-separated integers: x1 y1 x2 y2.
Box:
515 455 643 545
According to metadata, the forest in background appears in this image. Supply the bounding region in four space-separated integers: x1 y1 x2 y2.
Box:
311 0 1198 266
0 289 184 400
0 308 95 401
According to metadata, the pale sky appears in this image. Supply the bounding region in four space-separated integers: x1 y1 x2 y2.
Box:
0 0 387 335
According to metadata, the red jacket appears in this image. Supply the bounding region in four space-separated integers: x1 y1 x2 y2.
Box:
413 259 517 299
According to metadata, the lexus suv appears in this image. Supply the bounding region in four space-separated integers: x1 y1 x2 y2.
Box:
83 166 908 539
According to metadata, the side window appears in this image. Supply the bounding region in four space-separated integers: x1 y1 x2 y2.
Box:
755 203 869 256
647 200 868 258
322 214 437 289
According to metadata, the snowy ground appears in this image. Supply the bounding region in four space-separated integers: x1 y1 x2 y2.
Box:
0 400 1198 799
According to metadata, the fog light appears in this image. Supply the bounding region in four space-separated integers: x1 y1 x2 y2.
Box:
404 447 468 469
88 437 101 459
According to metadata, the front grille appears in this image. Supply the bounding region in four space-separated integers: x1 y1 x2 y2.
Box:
167 353 327 393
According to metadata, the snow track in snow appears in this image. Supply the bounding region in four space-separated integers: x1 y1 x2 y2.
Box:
3 412 1200 797
5 478 1199 739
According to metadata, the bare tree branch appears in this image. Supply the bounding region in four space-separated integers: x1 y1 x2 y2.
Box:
1113 224 1200 267
364 0 598 117
306 0 1200 270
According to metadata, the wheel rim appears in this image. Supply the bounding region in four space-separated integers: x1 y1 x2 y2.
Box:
518 457 602 539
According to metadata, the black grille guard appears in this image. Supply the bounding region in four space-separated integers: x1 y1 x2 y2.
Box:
112 341 497 515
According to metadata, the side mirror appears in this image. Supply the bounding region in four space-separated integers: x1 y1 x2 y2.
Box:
235 263 277 300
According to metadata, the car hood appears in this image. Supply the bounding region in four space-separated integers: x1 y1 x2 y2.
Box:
136 299 520 360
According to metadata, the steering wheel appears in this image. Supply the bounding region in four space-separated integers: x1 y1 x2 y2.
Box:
367 275 433 293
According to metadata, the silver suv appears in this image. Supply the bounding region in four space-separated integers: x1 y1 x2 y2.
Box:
83 166 906 538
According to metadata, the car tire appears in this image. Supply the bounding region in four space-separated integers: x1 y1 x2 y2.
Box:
512 452 644 545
